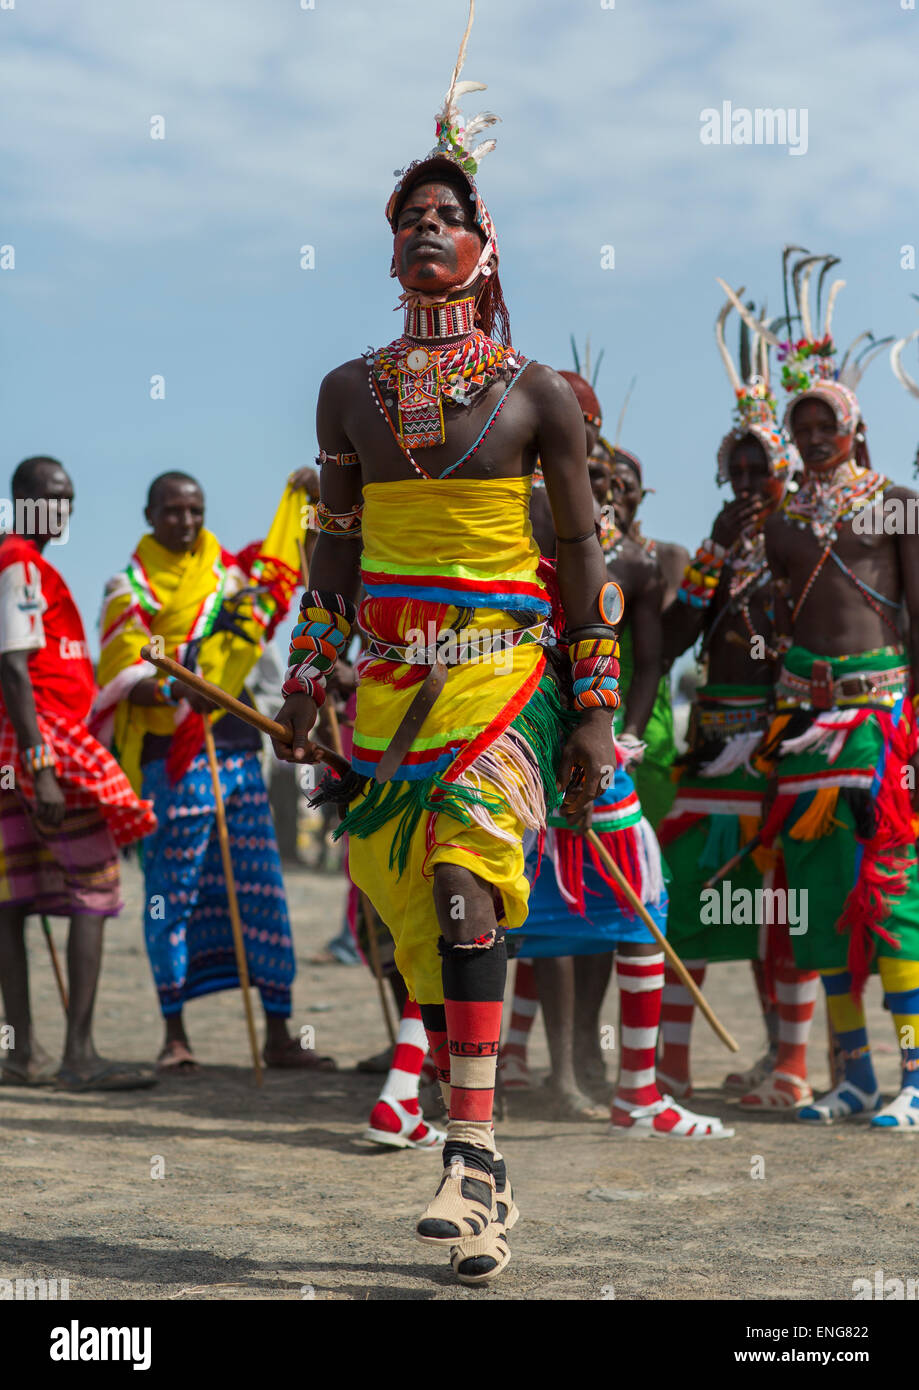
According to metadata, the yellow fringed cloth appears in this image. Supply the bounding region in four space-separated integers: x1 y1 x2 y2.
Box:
92 483 304 793
341 476 572 1004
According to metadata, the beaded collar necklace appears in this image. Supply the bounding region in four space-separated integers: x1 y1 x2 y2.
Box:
599 512 625 560
783 460 887 544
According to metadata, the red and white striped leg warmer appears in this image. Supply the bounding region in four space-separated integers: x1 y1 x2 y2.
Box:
657 959 707 1089
614 952 665 1111
773 965 819 1082
368 999 433 1139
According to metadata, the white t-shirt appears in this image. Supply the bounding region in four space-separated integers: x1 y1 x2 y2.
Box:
0 558 46 654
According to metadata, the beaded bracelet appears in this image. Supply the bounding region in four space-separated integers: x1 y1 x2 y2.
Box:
568 636 621 712
676 539 726 609
156 674 180 706
316 500 364 539
22 742 55 774
283 590 356 704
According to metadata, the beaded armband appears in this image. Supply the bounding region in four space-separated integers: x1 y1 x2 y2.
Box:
568 633 621 712
316 500 364 539
316 449 360 467
282 589 357 706
22 742 55 774
676 539 726 609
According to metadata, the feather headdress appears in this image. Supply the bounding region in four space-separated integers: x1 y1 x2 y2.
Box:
716 249 892 436
713 283 799 484
384 1 509 337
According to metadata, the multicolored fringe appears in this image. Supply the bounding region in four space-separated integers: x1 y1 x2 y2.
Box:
550 815 664 920
759 701 919 997
331 676 574 875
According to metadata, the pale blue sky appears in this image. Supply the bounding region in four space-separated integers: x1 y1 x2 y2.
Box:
2 0 918 642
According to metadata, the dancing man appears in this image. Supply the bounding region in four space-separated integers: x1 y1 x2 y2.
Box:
273 4 619 1282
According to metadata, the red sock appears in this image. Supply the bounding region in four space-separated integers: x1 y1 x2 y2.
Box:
614 952 665 1109
773 965 819 1081
419 1003 450 1090
657 959 707 1085
368 998 430 1135
445 999 503 1122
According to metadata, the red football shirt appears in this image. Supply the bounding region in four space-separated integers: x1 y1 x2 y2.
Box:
0 535 96 723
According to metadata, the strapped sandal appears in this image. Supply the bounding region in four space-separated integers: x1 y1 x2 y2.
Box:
497 1053 532 1092
450 1163 519 1286
797 1080 881 1124
364 1094 445 1150
739 1069 812 1110
870 1086 919 1130
416 1158 496 1246
610 1094 734 1139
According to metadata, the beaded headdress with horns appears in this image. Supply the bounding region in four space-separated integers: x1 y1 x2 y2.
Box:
713 284 799 483
385 1 510 340
717 249 892 440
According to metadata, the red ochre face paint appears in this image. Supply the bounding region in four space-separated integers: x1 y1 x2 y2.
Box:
394 182 484 294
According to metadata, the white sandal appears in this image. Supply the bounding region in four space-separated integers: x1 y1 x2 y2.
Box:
416 1159 496 1246
450 1169 519 1285
797 1080 881 1124
739 1069 812 1110
610 1094 734 1139
364 1094 445 1150
870 1086 919 1130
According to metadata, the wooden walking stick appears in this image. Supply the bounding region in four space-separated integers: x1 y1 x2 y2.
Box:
138 649 350 777
585 828 739 1053
40 915 69 1013
202 722 263 1087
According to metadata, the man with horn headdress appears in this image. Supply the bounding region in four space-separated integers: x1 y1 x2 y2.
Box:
723 256 919 1129
272 2 619 1281
657 283 820 1111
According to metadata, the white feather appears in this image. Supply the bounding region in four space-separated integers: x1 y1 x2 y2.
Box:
891 330 919 400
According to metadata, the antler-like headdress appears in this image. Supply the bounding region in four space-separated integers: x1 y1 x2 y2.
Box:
713 283 799 483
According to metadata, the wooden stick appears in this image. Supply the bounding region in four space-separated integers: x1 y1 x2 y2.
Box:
40 915 69 1013
585 828 739 1053
139 647 351 778
702 835 762 890
203 723 263 1086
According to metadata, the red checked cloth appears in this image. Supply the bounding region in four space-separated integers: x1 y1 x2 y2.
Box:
0 712 156 847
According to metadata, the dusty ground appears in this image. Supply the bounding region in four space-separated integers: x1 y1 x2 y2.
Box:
1 853 917 1303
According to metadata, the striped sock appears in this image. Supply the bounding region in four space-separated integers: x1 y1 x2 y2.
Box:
773 965 819 1081
657 959 707 1086
752 958 780 1047
878 955 919 1092
615 952 665 1109
821 968 877 1094
368 999 429 1136
500 959 539 1065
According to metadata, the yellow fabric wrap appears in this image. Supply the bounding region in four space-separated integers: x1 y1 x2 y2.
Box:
97 483 304 793
346 476 561 1005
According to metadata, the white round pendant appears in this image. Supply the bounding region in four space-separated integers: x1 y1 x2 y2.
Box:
405 347 430 372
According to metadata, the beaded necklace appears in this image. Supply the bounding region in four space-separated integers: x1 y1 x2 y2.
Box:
364 327 522 451
786 462 898 632
726 529 773 642
599 512 625 560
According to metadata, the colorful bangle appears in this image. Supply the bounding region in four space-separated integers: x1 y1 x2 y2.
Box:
677 539 726 609
22 742 55 774
156 675 180 706
284 590 356 705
